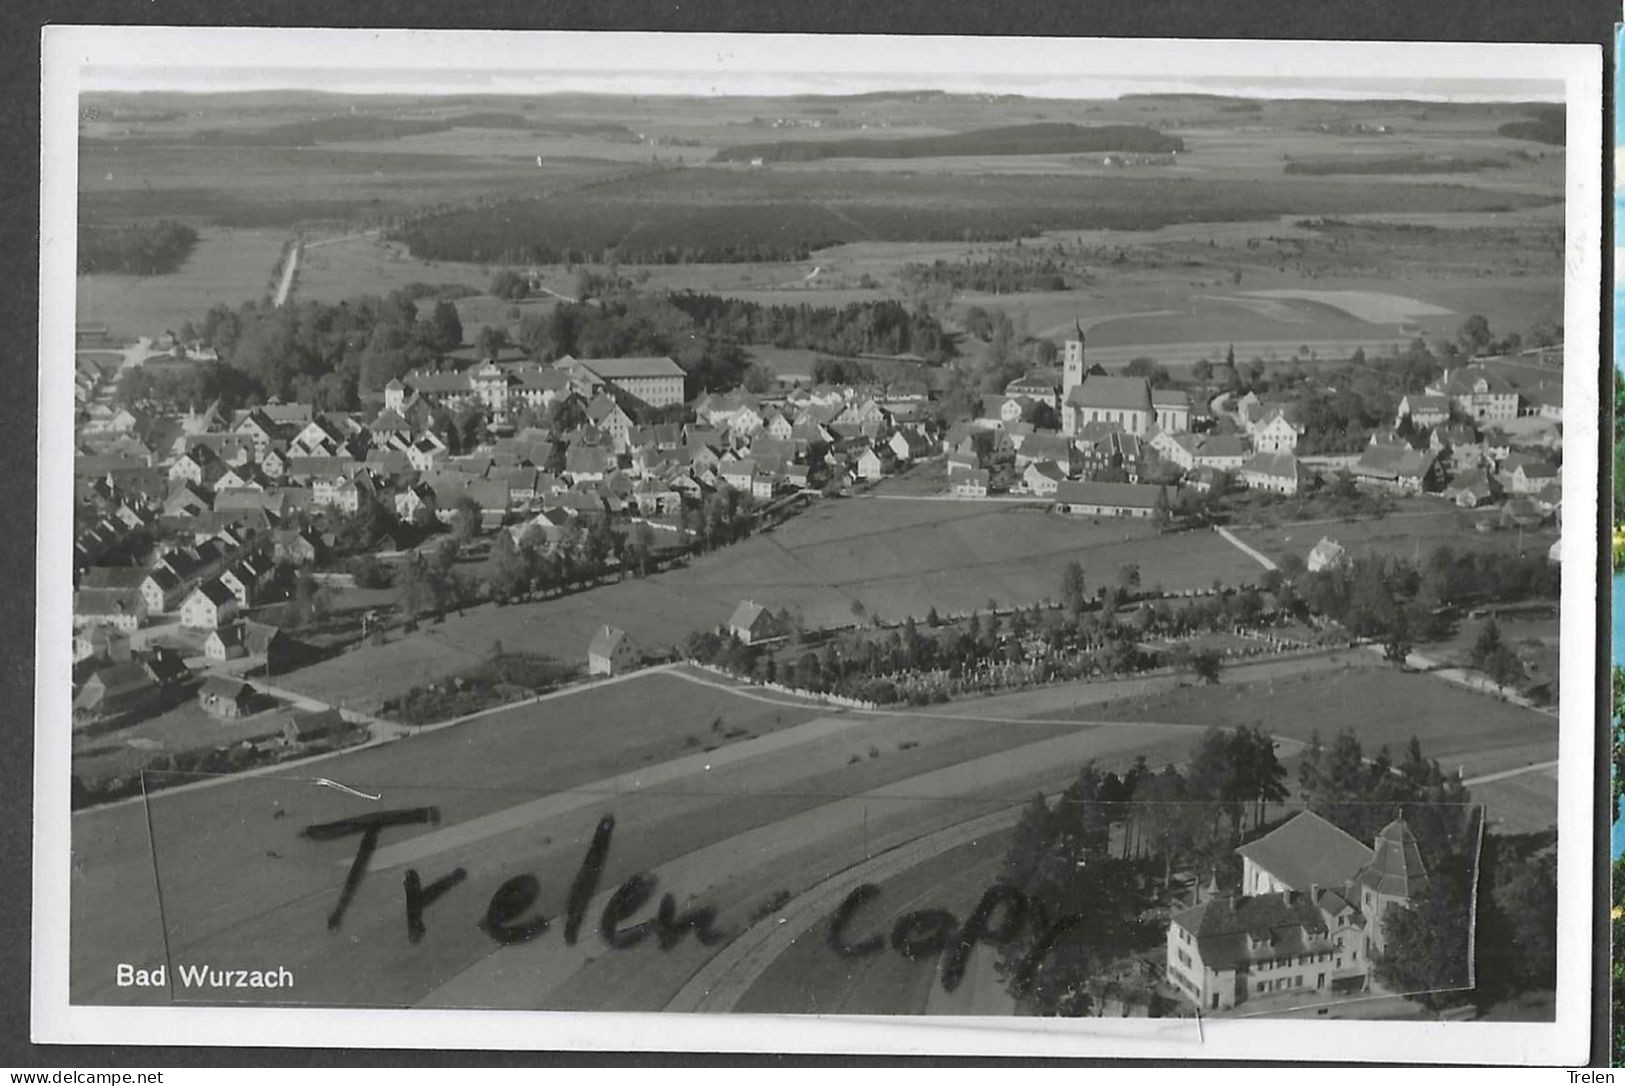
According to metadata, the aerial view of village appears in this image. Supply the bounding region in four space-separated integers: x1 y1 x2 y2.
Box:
62 51 1569 1027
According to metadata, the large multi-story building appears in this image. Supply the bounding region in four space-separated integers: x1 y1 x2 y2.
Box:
1425 365 1520 423
569 356 688 409
1165 811 1430 1013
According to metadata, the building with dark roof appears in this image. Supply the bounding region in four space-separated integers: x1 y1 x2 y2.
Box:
1236 810 1374 897
1167 810 1435 1013
1053 480 1172 519
1166 886 1368 1011
1354 817 1430 953
574 356 687 409
1063 374 1155 436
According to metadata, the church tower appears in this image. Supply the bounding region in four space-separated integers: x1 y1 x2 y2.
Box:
1356 812 1430 955
1063 326 1086 397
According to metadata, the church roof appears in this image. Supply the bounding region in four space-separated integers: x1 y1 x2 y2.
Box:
1065 374 1153 412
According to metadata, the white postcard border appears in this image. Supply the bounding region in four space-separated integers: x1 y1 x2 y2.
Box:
32 26 1603 1063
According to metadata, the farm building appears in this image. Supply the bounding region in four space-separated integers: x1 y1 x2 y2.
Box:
728 600 784 646
281 707 352 747
74 661 161 721
1239 452 1300 497
1054 481 1171 519
1351 444 1439 495
1306 537 1348 573
73 586 147 631
73 626 131 666
588 625 640 676
198 675 257 720
1441 468 1495 508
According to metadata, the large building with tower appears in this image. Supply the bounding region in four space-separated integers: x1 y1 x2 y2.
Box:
1165 811 1431 1013
1060 335 1190 437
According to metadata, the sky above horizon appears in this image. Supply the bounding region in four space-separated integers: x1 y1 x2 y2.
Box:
60 29 1571 103
79 64 1565 104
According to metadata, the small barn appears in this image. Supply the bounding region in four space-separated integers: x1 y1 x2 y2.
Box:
587 625 640 676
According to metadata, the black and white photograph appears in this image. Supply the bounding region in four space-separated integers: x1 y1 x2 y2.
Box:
32 27 1601 1061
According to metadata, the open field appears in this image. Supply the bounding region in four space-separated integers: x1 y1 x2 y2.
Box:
70 694 297 785
76 227 288 338
1228 501 1560 567
274 495 1261 709
76 90 1563 357
1092 663 1558 821
70 648 1551 1013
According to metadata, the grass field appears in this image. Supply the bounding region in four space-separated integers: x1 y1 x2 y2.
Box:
1228 501 1560 567
1087 663 1559 831
275 494 1262 708
71 691 298 786
75 227 288 338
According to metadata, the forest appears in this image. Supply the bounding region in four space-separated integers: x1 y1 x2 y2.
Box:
77 219 199 276
710 122 1184 163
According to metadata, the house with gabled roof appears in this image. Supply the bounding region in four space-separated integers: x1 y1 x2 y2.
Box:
1022 459 1067 497
588 625 640 676
180 579 239 630
1306 536 1348 573
884 429 936 461
1351 443 1439 495
1239 451 1301 496
728 599 784 645
73 587 147 631
1441 468 1495 508
1395 393 1451 430
198 675 257 719
1505 456 1558 495
281 707 353 747
75 660 162 721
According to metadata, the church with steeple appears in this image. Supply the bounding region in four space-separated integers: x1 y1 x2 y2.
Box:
1165 810 1432 1012
1060 330 1192 437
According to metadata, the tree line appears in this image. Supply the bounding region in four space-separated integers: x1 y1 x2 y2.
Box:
78 219 199 276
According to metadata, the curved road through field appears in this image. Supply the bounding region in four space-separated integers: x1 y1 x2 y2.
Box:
67 651 1555 1015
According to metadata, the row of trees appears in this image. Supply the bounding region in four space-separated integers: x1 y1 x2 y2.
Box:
994 727 1293 1015
898 254 1070 295
155 291 469 413
666 292 955 365
78 219 199 276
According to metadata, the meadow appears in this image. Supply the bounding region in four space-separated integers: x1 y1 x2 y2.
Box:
76 226 289 338
1229 500 1560 568
276 493 1261 709
1089 664 1558 831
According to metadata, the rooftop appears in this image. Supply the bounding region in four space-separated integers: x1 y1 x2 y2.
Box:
1234 810 1374 893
